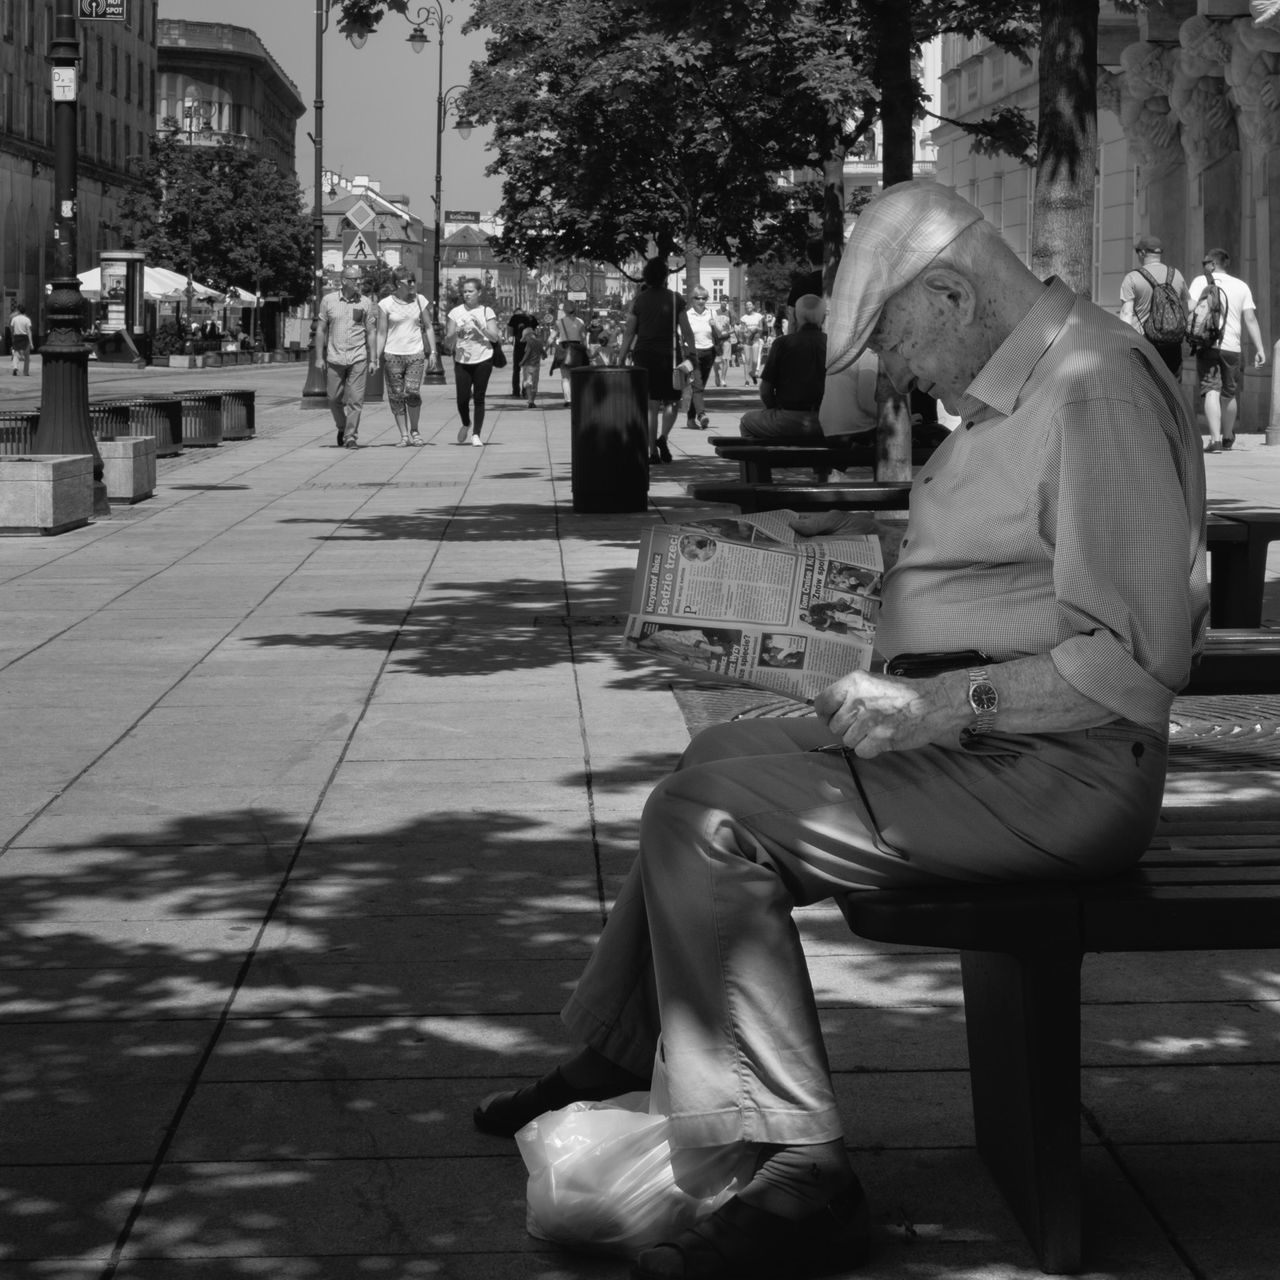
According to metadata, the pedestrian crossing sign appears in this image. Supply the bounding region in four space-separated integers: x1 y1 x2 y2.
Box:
343 229 377 261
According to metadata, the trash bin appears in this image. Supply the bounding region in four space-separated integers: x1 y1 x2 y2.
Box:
570 366 648 513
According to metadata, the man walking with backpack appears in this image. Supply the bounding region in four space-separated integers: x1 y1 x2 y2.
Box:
1187 248 1268 453
1120 235 1188 377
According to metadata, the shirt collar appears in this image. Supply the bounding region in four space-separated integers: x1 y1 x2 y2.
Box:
959 278 1076 421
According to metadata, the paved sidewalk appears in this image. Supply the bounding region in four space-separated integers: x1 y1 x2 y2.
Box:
1 363 1278 1279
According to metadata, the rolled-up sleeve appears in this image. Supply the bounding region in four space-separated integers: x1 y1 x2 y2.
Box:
1047 380 1196 724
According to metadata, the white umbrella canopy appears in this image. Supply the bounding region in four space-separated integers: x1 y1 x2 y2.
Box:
76 266 223 302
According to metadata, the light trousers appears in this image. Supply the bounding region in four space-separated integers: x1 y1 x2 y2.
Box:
326 360 367 442
563 715 1167 1148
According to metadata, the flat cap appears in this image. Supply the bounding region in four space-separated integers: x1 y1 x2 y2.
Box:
826 181 984 374
1134 234 1163 254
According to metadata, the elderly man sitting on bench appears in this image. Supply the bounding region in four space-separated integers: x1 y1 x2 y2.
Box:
738 293 829 438
472 181 1208 1280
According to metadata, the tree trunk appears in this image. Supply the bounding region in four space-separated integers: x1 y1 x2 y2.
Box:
873 2 915 482
683 238 702 296
1031 0 1098 295
822 144 846 296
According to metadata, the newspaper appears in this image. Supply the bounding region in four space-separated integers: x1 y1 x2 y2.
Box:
623 511 884 702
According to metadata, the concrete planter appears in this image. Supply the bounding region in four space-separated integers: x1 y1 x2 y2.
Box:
98 435 156 504
168 354 202 369
0 454 95 535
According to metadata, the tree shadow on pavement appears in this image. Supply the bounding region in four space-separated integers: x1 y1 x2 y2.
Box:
3 764 1280 1272
277 501 656 547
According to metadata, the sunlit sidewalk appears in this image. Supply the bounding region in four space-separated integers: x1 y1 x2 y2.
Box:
0 362 1277 1279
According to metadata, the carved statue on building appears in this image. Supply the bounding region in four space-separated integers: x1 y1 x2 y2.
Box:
1115 45 1183 187
1252 0 1280 34
1169 15 1238 176
1228 15 1280 152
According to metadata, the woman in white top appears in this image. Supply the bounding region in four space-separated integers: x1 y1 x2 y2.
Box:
445 277 501 445
684 288 716 429
374 267 439 446
554 300 590 407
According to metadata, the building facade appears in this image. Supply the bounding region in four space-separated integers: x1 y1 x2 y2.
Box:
1 1 158 329
155 20 302 174
932 0 1277 428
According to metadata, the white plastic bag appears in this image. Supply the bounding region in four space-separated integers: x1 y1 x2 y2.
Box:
516 1059 752 1257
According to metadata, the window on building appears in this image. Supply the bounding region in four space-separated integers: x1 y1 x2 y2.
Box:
124 53 131 102
138 62 144 108
110 119 117 166
94 110 102 160
1 0 12 43
95 34 103 87
944 77 958 115
111 45 117 94
990 52 1005 93
457 250 469 261
963 64 978 106
24 80 33 137
711 278 726 302
24 0 33 50
123 124 131 165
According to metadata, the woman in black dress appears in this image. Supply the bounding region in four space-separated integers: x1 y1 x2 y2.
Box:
617 257 699 464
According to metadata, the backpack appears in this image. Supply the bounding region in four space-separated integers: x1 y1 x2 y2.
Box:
1187 271 1227 351
1137 267 1186 345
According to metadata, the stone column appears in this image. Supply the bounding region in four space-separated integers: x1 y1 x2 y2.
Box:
1113 44 1187 263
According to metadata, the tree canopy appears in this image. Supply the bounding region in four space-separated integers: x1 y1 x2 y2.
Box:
116 130 313 303
338 0 1038 279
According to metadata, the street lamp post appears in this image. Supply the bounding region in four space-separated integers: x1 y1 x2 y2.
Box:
299 0 334 410
394 3 473 382
33 0 108 514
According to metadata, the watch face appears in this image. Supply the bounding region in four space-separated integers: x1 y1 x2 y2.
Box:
970 682 998 713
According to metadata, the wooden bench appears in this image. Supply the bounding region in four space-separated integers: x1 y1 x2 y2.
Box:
832 639 1280 1272
838 823 1280 1274
708 434 937 483
686 479 913 514
1207 507 1280 627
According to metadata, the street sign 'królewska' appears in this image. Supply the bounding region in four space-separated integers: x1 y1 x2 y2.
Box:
78 0 126 18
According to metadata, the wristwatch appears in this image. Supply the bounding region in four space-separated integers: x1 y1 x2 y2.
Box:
967 667 999 735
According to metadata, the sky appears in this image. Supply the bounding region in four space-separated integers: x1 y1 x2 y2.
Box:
161 0 504 220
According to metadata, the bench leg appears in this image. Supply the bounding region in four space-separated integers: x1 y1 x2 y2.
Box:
960 949 1083 1275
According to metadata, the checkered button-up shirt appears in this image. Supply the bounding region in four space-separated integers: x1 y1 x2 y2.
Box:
877 279 1208 732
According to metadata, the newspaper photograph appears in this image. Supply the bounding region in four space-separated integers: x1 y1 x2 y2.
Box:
623 512 884 701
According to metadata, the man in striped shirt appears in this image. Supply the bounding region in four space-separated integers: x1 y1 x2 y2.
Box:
474 182 1208 1280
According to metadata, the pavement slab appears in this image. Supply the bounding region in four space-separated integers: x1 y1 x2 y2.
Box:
3 365 1280 1279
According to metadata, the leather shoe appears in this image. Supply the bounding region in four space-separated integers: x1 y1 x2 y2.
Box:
631 1180 870 1279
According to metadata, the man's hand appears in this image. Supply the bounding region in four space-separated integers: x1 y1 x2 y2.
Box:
813 669 961 758
316 355 326 372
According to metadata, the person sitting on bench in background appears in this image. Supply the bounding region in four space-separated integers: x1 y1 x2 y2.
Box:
739 293 828 439
473 181 1208 1280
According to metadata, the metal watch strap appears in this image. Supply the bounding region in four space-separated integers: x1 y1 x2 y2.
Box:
967 666 998 735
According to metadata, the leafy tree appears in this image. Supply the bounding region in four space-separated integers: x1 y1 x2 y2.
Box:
454 0 842 282
116 128 312 304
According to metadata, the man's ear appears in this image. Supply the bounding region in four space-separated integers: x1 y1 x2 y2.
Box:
917 266 977 324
